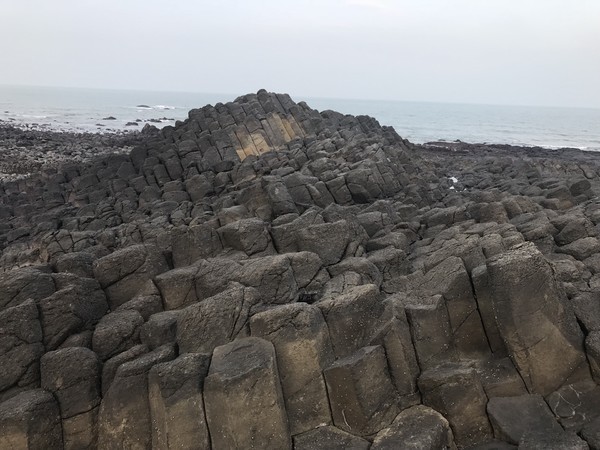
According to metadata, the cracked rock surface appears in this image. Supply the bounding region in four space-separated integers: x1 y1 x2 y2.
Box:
2 90 600 448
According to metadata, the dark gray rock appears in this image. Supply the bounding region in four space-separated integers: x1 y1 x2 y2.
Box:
177 283 260 354
38 277 108 351
518 430 589 450
0 268 55 310
487 394 563 444
148 353 211 450
92 310 144 361
486 242 587 395
204 337 291 449
101 344 148 395
324 345 399 436
293 426 370 450
93 244 170 309
140 311 180 350
40 347 101 449
0 389 63 449
317 284 384 359
55 252 96 278
218 217 274 256
557 237 600 261
250 302 334 435
0 299 44 394
97 344 176 449
418 362 492 447
371 405 455 450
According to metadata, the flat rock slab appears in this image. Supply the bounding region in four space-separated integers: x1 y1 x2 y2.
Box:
293 425 370 450
371 405 455 450
487 394 563 444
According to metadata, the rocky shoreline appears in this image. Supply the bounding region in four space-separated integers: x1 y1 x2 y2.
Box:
1 90 600 449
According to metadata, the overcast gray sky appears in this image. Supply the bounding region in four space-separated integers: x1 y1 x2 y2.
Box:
1 0 599 108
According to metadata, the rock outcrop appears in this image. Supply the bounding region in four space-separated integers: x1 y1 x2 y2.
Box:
1 90 600 448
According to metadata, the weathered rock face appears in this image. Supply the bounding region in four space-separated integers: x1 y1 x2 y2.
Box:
2 90 600 448
485 242 588 395
203 337 291 449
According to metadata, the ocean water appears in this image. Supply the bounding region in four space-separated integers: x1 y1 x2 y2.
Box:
1 85 599 151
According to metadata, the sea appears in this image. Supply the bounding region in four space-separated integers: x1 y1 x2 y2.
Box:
1 85 599 151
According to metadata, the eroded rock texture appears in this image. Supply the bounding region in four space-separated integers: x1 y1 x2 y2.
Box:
2 90 600 448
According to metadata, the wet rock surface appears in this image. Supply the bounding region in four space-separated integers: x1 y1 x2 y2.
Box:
2 90 600 448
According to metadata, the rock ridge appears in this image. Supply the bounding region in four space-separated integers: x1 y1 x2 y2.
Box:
1 90 600 449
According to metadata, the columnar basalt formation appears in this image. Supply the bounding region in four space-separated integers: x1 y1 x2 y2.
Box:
1 90 600 448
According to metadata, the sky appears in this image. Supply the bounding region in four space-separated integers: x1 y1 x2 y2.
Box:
0 0 599 108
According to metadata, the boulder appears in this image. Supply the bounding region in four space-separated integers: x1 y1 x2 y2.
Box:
40 347 101 418
547 380 600 432
250 303 334 434
581 416 600 450
203 337 291 449
324 345 399 436
169 224 223 267
412 256 490 358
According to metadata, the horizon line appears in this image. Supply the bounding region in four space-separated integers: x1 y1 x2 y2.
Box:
1 82 599 112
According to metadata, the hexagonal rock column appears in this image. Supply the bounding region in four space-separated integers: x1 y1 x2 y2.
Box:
250 303 334 435
486 242 588 395
323 345 399 437
369 298 421 408
203 337 291 449
97 344 176 449
316 284 384 359
0 389 63 449
418 362 492 447
40 347 102 450
149 353 211 450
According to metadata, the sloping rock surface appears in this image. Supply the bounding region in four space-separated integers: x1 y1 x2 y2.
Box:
2 90 600 448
